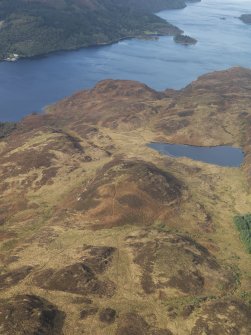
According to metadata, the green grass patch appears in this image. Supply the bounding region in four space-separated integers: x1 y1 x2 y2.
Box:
0 238 18 252
240 291 251 305
234 214 251 253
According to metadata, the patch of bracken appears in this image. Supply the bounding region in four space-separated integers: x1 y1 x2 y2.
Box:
0 294 65 335
33 246 116 297
0 266 33 290
191 299 251 335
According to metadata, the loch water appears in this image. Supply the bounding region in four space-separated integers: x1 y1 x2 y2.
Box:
148 143 244 167
1 0 251 121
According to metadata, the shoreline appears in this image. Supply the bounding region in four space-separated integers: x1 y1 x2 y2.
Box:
148 141 243 150
0 2 187 63
1 30 183 63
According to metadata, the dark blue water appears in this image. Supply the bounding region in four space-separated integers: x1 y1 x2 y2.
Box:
148 143 244 167
1 0 251 121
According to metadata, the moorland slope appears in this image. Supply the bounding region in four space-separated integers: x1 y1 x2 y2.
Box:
0 67 251 334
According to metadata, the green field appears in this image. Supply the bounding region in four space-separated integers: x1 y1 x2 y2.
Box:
234 214 251 253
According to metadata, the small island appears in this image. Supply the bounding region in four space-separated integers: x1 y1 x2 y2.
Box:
240 14 251 24
174 34 197 45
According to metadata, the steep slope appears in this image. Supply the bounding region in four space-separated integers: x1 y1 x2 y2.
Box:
0 67 251 334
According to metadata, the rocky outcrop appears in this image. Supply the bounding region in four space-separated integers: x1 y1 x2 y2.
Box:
174 34 197 45
240 14 251 24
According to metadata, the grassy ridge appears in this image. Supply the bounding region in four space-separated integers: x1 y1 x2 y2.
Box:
234 214 251 253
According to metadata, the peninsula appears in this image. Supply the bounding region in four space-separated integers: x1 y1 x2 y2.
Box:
174 34 197 45
0 0 189 61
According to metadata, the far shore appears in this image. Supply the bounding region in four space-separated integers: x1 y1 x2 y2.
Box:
1 30 183 63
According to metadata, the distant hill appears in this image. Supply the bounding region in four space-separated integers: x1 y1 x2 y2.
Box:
0 0 187 60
